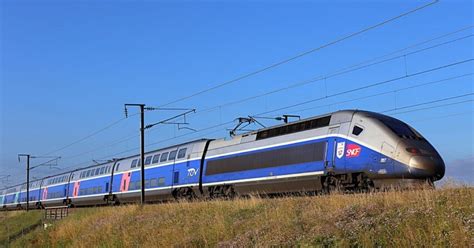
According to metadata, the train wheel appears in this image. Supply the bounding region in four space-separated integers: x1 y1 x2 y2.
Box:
322 176 341 194
173 187 196 201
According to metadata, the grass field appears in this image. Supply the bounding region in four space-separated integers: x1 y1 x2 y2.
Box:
3 186 473 247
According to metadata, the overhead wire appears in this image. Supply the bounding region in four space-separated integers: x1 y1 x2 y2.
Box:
409 110 474 123
387 99 473 115
40 112 140 157
256 58 473 116
158 0 439 107
197 32 473 114
44 25 473 165
382 93 474 113
58 121 235 171
284 73 473 115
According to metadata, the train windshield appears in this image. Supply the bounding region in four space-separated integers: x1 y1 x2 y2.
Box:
375 115 424 140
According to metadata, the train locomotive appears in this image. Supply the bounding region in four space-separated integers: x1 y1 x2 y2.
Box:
0 110 445 209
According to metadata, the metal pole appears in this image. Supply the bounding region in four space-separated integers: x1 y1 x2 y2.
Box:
139 105 145 205
26 155 30 212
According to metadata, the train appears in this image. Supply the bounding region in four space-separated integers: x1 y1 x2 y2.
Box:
0 110 445 209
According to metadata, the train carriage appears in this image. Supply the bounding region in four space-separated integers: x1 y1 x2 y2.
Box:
1 110 445 209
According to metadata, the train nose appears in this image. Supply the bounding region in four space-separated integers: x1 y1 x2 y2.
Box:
408 155 445 181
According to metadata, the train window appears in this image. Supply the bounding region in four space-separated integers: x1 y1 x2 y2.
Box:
206 141 326 176
259 131 268 139
116 163 120 171
375 116 419 139
160 152 169 162
144 156 152 165
169 150 177 160
95 168 100 176
158 177 165 186
131 159 138 168
177 148 187 159
152 154 160 164
352 126 363 136
100 167 105 174
150 178 158 187
256 116 331 140
145 180 150 188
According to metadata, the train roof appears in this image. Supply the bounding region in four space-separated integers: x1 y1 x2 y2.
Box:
0 138 210 191
229 109 358 138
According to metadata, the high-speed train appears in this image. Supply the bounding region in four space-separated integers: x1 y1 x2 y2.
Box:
0 110 445 209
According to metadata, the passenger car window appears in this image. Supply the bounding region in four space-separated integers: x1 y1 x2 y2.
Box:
169 150 177 160
152 154 160 164
158 177 165 186
177 148 187 159
352 126 363 136
144 156 152 165
160 152 169 162
116 163 120 171
131 159 138 168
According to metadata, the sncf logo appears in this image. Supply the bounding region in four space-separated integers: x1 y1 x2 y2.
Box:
346 144 361 158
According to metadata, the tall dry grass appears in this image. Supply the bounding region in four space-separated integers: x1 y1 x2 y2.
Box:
10 187 474 247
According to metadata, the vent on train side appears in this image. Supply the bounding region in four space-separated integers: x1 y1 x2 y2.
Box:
256 115 331 140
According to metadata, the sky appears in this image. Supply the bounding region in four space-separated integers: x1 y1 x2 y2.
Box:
0 0 473 187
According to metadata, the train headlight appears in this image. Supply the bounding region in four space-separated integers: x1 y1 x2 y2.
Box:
405 148 421 155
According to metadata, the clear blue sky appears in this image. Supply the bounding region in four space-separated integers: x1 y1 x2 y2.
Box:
0 0 472 187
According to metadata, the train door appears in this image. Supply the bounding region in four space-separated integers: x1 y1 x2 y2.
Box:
63 183 68 198
14 192 20 204
170 149 179 187
120 172 131 192
73 181 80 197
327 126 346 173
379 142 395 174
42 187 48 201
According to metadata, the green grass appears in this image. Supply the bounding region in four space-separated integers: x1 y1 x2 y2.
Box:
0 210 42 245
6 187 474 247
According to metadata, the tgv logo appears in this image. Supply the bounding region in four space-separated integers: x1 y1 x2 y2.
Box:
346 144 361 158
187 168 198 177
